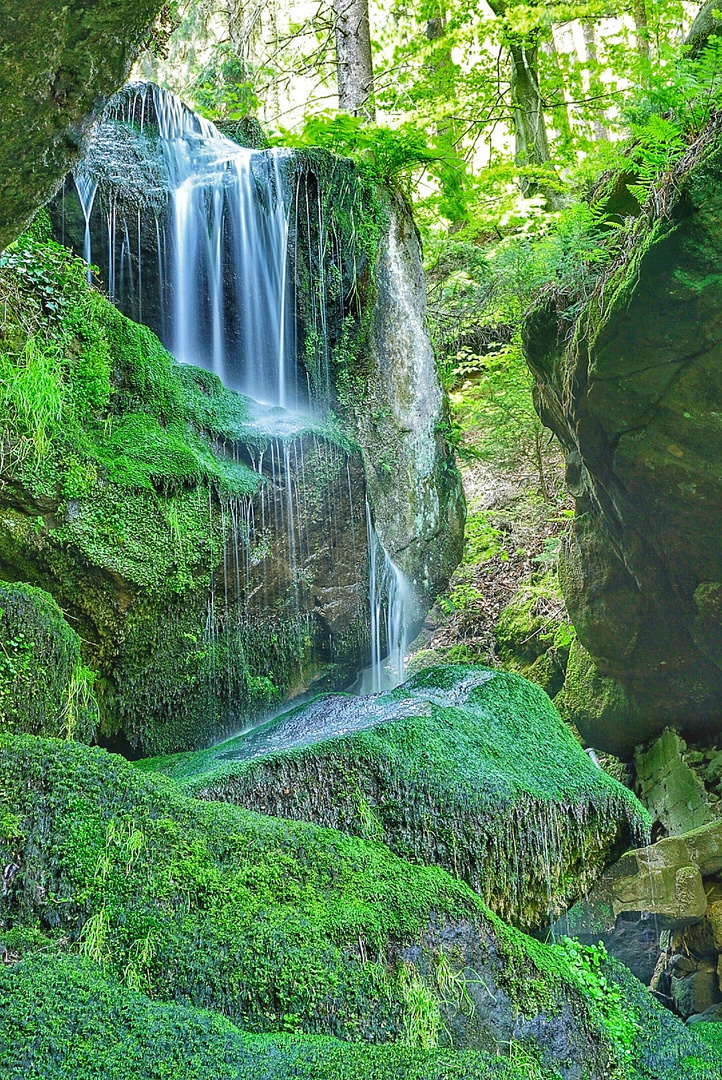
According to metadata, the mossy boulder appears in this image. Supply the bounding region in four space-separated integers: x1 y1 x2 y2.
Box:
141 664 648 932
0 580 96 741
0 1 163 249
1 732 716 1078
0 955 568 1080
524 127 722 756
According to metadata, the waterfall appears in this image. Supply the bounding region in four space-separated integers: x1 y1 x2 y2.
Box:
358 500 412 694
74 173 98 285
67 82 419 709
74 84 297 408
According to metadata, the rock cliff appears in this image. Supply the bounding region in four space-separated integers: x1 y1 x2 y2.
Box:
524 124 722 757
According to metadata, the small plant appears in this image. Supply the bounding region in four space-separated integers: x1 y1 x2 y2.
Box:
399 962 443 1050
124 931 155 993
79 906 110 967
555 937 639 1072
434 952 475 1018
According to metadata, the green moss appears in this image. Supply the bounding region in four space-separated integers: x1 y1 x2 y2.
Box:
0 231 365 753
282 150 388 408
0 580 97 741
495 571 565 666
141 665 649 931
1 732 712 1078
0 955 567 1080
563 639 632 752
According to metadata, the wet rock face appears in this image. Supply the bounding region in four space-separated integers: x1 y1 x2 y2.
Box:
0 427 371 757
358 196 465 616
0 1 162 249
524 138 722 757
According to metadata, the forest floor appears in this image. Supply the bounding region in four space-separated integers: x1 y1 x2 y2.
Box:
407 444 572 672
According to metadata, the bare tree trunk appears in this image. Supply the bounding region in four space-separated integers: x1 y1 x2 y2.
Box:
486 0 563 209
508 38 564 209
582 19 609 142
333 0 375 121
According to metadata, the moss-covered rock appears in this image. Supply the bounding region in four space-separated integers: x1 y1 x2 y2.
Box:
524 125 722 756
141 664 648 932
0 580 96 741
1 732 716 1078
0 955 568 1080
0 229 375 754
0 1 164 249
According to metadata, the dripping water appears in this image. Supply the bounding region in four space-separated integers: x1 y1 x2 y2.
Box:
357 500 413 694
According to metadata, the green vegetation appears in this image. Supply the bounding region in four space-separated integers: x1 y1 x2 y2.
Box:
0 218 263 501
0 955 568 1080
140 664 647 931
1 731 717 1079
0 219 366 753
0 580 97 741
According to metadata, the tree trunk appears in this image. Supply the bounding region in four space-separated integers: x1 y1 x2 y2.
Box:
685 0 722 56
425 5 454 139
333 0 375 121
542 33 574 156
508 38 564 209
633 0 650 64
582 19 609 142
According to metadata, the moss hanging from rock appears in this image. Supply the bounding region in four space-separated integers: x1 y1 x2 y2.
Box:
141 664 649 932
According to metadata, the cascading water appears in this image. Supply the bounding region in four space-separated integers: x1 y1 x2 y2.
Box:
67 81 417 707
74 83 298 408
357 500 413 694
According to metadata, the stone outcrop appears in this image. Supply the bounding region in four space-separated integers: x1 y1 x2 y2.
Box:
356 194 465 617
4 731 718 1078
524 126 722 757
635 730 718 836
0 1 163 249
563 819 722 1019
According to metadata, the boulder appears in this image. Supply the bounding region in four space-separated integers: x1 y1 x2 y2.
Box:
0 1 163 249
1 732 718 1079
0 580 96 741
672 967 722 1020
142 664 647 932
635 730 717 835
524 125 722 756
